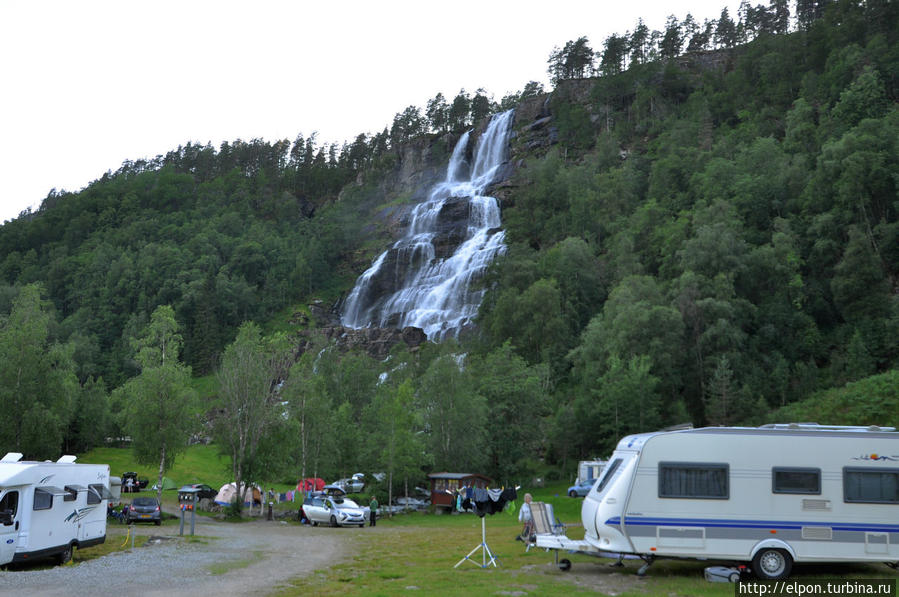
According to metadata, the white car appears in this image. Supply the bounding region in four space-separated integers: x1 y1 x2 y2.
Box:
302 495 366 527
333 473 365 494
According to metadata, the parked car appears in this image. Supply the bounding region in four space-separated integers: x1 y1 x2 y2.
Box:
318 484 347 497
121 471 149 493
302 494 366 527
127 497 162 525
567 478 596 498
188 484 216 500
332 473 365 493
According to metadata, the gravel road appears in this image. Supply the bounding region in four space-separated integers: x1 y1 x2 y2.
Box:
0 513 355 597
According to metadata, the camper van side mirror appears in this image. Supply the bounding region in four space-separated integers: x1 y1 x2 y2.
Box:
0 510 12 525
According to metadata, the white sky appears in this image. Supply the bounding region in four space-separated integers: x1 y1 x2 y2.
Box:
0 0 740 224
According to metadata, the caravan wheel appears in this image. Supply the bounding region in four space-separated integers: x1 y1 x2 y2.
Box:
752 548 792 580
57 543 73 565
558 558 572 571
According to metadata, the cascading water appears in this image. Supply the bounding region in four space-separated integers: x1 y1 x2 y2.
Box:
341 110 514 340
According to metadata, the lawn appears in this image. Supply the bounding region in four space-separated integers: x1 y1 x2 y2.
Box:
273 504 895 597
272 505 728 597
78 444 304 512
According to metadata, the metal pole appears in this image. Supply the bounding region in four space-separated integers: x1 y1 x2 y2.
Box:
481 517 487 568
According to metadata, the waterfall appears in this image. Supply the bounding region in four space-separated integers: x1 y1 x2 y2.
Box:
341 110 514 340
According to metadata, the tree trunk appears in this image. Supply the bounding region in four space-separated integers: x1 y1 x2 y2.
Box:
388 470 393 519
156 441 166 503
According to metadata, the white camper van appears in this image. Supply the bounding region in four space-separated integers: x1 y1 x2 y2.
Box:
537 424 899 579
0 452 111 567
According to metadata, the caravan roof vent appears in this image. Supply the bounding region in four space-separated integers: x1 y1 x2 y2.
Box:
56 455 77 463
760 423 895 432
1 452 23 462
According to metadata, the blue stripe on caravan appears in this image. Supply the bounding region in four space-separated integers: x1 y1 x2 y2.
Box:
605 517 899 534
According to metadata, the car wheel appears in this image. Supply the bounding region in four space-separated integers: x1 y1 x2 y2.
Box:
330 515 338 528
752 548 792 580
568 490 577 498
58 543 73 565
154 520 161 526
311 520 318 527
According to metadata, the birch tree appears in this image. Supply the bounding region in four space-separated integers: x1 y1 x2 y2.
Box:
119 305 197 502
215 322 292 512
364 379 423 514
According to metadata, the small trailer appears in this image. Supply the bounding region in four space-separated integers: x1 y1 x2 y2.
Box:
0 452 112 566
537 424 899 579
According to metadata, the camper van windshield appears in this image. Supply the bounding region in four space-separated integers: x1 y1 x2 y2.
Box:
594 458 623 494
0 491 18 521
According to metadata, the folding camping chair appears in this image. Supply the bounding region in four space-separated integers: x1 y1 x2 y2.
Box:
525 501 567 552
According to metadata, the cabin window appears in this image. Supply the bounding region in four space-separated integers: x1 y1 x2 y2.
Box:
843 468 899 504
773 467 821 494
659 462 729 499
63 486 78 502
33 488 53 511
594 458 623 494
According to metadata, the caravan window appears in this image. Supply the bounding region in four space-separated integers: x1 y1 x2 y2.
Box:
659 462 729 499
843 468 899 504
33 488 53 510
594 458 623 495
63 486 78 502
88 483 112 505
773 467 821 494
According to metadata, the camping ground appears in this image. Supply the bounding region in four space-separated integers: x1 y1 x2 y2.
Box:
64 446 897 596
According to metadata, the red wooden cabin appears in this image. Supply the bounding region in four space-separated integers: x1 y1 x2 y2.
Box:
428 472 492 510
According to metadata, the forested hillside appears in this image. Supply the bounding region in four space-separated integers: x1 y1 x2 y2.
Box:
0 0 896 488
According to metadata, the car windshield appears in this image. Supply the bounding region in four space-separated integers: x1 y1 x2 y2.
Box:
133 498 157 506
339 499 359 508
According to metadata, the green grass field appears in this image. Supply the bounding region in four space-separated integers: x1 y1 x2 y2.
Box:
78 444 304 511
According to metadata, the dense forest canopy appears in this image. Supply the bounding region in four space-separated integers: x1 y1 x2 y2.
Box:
0 0 896 488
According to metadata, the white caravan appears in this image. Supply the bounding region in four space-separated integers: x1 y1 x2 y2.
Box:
577 460 607 484
537 424 899 579
0 452 111 567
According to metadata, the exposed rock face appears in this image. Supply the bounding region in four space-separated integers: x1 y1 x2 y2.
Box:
316 325 427 360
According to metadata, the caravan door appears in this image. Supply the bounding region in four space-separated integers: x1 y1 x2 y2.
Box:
0 489 20 565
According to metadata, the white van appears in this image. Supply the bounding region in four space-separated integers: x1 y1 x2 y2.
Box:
538 424 899 579
0 452 111 566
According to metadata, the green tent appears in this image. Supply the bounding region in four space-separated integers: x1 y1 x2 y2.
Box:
153 476 178 491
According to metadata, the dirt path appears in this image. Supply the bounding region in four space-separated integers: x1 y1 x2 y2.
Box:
0 514 357 596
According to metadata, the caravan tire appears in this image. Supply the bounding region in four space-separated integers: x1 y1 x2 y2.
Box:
752 548 792 580
558 558 572 571
58 543 73 565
